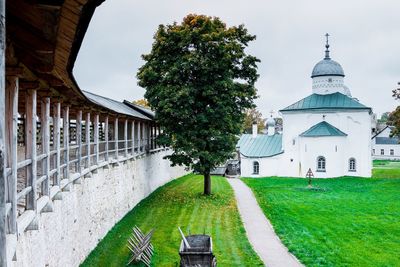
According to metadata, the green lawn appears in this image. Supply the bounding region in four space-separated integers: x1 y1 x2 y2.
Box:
243 177 400 267
81 174 263 267
373 160 400 178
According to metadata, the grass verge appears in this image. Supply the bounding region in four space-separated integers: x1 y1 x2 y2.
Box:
81 174 263 267
243 177 400 267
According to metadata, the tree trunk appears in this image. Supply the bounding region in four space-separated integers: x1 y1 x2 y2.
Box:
204 172 211 195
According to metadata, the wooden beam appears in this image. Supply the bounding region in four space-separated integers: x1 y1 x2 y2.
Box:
131 120 135 155
53 102 61 186
94 114 99 165
124 119 128 157
114 118 119 161
19 80 40 90
76 110 82 173
6 66 23 77
138 122 141 153
85 112 91 172
63 106 70 181
25 89 37 211
0 0 6 262
5 76 18 234
41 97 50 197
104 116 109 162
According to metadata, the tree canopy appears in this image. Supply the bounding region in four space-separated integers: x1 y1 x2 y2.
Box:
132 99 150 108
137 14 260 194
388 82 400 137
242 108 265 133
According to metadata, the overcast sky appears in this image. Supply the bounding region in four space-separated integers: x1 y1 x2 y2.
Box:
74 0 400 118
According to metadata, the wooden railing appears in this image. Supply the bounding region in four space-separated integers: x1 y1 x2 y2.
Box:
2 85 164 241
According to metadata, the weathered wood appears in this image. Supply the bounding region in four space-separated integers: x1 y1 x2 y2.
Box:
104 115 109 161
0 2 8 261
85 112 90 169
76 110 82 173
63 106 70 180
114 117 118 160
124 119 128 157
41 97 50 197
53 102 61 185
94 114 99 164
5 76 18 234
131 120 135 155
25 89 37 211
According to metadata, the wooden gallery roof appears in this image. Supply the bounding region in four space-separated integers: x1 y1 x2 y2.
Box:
6 0 147 120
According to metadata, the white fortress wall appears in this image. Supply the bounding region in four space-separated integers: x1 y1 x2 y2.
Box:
11 150 187 267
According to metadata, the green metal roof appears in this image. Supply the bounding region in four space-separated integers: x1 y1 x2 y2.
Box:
280 92 370 112
300 121 347 137
237 134 283 158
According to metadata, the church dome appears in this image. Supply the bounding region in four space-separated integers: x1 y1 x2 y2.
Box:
311 33 345 78
311 58 345 78
266 116 275 127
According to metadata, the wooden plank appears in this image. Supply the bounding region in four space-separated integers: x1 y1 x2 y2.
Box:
104 116 109 161
114 118 118 160
25 89 37 211
0 2 7 261
94 114 99 164
85 112 90 169
41 98 50 197
53 102 61 186
63 106 70 180
76 110 82 173
124 119 128 157
131 120 135 155
5 76 18 234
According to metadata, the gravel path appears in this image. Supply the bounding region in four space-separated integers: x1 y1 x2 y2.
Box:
227 178 303 267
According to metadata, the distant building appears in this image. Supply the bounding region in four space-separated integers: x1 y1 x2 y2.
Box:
237 35 372 178
372 126 400 160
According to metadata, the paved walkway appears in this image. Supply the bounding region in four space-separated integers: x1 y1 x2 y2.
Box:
227 178 303 267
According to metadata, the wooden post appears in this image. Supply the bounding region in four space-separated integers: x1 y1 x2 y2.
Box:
76 110 82 173
147 123 150 152
114 117 119 160
53 102 61 186
5 76 18 234
104 115 109 162
63 106 70 181
0 2 7 264
41 98 50 196
26 89 37 211
85 112 91 170
94 114 99 165
131 120 135 155
138 122 141 153
124 119 128 157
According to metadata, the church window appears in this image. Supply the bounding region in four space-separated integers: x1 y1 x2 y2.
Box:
328 78 332 83
390 149 394 156
349 158 356 171
317 156 326 172
253 161 259 175
381 149 384 155
372 149 375 155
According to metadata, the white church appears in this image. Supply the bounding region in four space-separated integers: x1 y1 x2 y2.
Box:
238 35 372 178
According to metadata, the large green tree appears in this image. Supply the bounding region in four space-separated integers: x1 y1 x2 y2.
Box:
137 14 259 195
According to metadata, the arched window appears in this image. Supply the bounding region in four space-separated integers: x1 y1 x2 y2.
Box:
317 156 326 172
253 161 259 175
349 158 356 171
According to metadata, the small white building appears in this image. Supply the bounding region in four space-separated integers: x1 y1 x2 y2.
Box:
372 126 400 160
238 35 373 178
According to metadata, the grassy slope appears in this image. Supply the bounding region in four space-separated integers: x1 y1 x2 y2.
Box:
82 174 263 267
243 177 400 267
